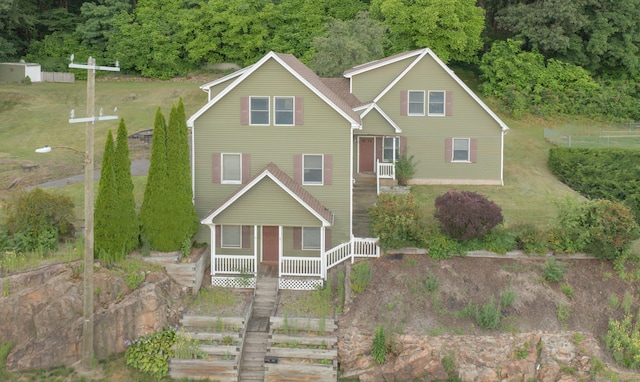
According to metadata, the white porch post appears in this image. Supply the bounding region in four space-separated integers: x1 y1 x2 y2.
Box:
254 225 258 275
321 226 326 280
278 226 283 278
210 224 217 275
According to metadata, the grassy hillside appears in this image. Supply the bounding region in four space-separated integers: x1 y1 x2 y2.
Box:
0 79 208 191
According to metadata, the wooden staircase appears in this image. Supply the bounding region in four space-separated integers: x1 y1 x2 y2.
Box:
238 266 278 382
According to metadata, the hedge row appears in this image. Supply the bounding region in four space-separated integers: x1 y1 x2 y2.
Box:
548 147 640 222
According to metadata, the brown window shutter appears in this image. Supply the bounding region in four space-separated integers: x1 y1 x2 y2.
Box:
293 227 301 250
295 96 304 125
324 154 332 185
212 153 221 183
324 228 332 249
445 138 452 162
470 138 477 163
240 96 249 125
445 91 453 116
242 226 250 248
215 225 221 248
294 154 302 183
242 153 251 183
400 137 407 156
400 90 408 116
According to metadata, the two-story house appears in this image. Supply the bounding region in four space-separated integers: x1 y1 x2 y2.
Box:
187 48 509 290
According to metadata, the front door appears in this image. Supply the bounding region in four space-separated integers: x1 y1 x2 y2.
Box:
262 226 279 263
359 137 375 172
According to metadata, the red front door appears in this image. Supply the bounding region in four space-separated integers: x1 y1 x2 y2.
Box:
359 137 375 172
262 226 279 263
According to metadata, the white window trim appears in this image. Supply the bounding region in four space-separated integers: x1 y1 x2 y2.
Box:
303 154 324 186
428 90 446 116
302 227 321 250
382 136 400 163
407 90 425 116
221 153 242 184
249 96 270 126
274 96 295 126
452 138 471 163
221 225 242 248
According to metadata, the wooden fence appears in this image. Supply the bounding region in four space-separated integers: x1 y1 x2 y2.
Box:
42 72 74 83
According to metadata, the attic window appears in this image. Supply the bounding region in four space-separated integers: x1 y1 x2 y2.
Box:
408 91 425 116
274 97 294 125
428 91 445 116
250 96 269 125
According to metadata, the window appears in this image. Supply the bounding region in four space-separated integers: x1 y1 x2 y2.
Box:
428 91 445 116
452 138 470 162
274 97 294 125
408 91 425 116
221 225 241 248
303 154 323 185
302 227 321 250
222 153 241 183
383 136 400 162
250 97 269 125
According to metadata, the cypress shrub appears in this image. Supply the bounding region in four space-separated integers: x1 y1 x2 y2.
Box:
94 130 121 260
114 119 140 254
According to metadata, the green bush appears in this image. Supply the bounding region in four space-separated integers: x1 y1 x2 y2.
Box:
368 193 424 249
476 297 501 329
371 326 387 364
543 258 566 282
2 188 74 253
395 154 416 186
125 326 176 379
425 227 463 259
604 314 640 369
512 223 549 254
434 190 503 241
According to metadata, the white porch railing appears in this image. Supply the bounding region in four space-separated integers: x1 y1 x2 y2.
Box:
213 254 256 275
377 160 395 195
325 237 380 271
280 256 322 277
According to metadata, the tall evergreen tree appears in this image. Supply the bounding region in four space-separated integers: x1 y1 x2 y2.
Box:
114 118 139 254
94 130 119 260
165 97 199 246
139 107 169 250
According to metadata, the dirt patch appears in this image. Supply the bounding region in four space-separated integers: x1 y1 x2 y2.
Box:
280 254 635 356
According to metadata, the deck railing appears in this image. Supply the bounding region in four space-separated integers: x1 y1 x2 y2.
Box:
280 256 322 277
325 237 380 271
213 254 256 275
376 160 395 195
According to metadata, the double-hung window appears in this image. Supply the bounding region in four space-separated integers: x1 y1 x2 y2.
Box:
222 153 241 183
302 227 321 250
428 91 445 116
303 154 323 185
221 225 241 248
250 96 269 125
274 97 294 125
383 136 400 162
408 91 425 116
452 138 470 162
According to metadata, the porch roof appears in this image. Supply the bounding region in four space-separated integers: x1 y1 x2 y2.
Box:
201 162 334 226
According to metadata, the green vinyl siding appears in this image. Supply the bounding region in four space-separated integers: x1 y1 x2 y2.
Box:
350 57 415 102
193 58 351 245
215 177 322 226
370 55 503 183
360 108 398 135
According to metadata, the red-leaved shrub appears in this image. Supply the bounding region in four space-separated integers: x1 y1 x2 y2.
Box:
434 190 503 240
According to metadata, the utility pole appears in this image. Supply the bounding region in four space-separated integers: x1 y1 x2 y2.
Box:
68 56 119 372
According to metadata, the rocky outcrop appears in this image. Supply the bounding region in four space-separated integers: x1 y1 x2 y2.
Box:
0 261 186 371
339 327 636 381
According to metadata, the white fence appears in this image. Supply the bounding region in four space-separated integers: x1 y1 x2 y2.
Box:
280 256 322 277
213 254 255 275
376 160 395 195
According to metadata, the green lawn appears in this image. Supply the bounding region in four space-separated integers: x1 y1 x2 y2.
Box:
412 114 580 230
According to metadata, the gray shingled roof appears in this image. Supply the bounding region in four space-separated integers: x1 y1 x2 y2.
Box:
274 53 361 123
